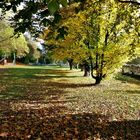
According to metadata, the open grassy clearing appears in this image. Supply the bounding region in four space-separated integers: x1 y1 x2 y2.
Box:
0 65 140 139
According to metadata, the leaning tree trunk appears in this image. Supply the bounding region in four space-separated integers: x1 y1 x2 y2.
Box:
89 56 102 85
67 59 73 70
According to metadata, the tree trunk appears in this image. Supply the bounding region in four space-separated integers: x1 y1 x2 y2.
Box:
95 76 102 85
67 59 73 70
79 63 84 71
44 58 46 64
84 69 90 77
36 58 39 64
83 62 90 77
69 61 73 70
81 67 84 71
75 63 79 69
13 52 16 65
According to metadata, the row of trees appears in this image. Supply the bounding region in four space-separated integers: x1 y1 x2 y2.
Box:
42 0 140 84
0 20 42 65
0 0 140 84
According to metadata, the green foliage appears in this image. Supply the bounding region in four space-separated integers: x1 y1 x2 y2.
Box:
127 57 140 65
0 0 139 36
43 2 89 65
25 41 41 63
0 21 29 58
0 0 68 34
47 0 59 14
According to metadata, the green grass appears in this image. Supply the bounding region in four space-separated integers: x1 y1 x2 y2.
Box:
0 65 140 139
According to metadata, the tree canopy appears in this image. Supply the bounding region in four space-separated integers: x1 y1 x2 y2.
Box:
1 0 139 35
41 0 140 84
0 20 29 58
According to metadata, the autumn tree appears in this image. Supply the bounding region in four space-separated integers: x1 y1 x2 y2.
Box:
0 0 139 35
81 0 140 84
42 2 90 72
51 35 89 70
43 0 139 84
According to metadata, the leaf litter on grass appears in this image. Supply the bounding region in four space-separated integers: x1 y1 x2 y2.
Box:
0 66 140 139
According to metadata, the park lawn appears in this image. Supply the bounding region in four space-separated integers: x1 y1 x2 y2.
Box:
0 65 140 139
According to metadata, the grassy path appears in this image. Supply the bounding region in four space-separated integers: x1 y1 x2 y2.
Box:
0 66 140 139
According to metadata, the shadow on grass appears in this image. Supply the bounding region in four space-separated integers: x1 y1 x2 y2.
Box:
0 109 140 139
40 81 95 88
0 80 94 101
2 75 81 79
115 73 140 85
0 68 65 99
108 89 140 95
0 81 94 101
0 68 80 79
122 73 140 80
0 84 68 101
0 67 94 101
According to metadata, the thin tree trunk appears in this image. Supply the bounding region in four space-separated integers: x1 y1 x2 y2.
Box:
13 52 16 65
36 58 39 64
69 62 73 70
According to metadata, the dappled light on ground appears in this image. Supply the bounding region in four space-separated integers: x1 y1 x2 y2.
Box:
0 66 140 139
